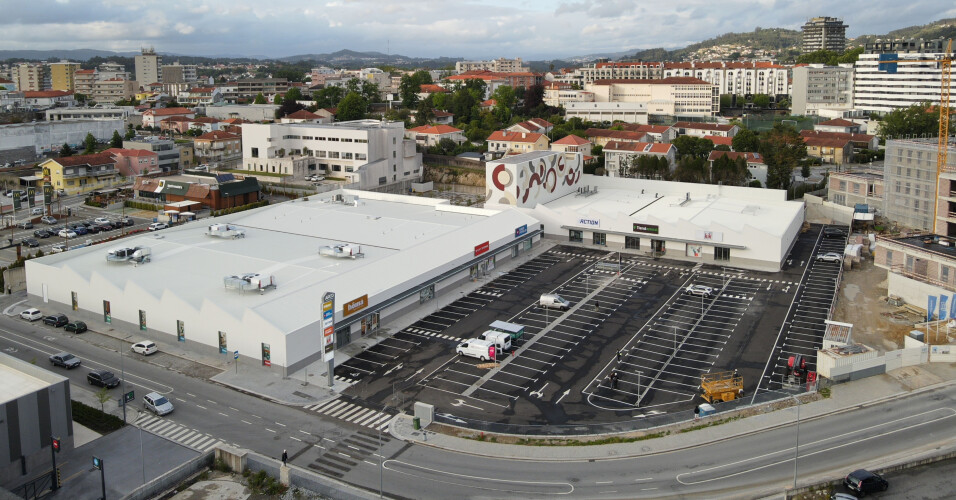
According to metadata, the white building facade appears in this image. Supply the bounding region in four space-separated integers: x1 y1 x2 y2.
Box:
854 39 955 114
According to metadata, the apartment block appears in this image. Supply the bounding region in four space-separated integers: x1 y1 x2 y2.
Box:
586 77 719 117
854 39 954 114
135 47 162 85
235 79 289 100
49 61 81 91
90 78 138 103
662 61 789 98
802 17 847 53
14 63 43 92
883 139 944 231
161 62 198 83
241 120 422 189
124 137 183 172
193 130 242 166
455 57 527 74
828 170 884 211
791 64 855 115
39 152 120 195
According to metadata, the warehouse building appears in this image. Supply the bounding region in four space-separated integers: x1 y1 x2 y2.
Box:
25 190 541 372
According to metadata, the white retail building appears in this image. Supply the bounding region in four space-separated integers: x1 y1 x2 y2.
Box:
25 190 541 372
485 151 804 272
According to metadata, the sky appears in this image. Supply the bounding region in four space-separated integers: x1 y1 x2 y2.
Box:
1 0 954 60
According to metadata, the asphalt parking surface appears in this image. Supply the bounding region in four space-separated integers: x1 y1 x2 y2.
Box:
337 225 844 426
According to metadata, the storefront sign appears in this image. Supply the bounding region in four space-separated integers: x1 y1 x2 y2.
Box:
633 223 660 234
474 241 490 256
103 300 111 323
262 343 271 367
695 230 723 242
322 292 335 360
514 224 527 238
43 185 53 206
578 217 600 227
344 294 368 317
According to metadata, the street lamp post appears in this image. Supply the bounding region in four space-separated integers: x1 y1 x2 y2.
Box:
121 334 132 424
793 395 801 491
378 404 389 498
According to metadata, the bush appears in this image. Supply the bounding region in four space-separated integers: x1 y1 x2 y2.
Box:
71 400 125 433
211 199 270 217
213 458 232 473
124 200 163 211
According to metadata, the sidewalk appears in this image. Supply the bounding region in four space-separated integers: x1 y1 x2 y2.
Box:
389 362 956 461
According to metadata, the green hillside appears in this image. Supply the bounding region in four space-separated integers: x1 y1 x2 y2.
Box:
852 18 956 47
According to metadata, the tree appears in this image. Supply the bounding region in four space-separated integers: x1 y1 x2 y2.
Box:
83 133 97 154
719 94 732 109
253 93 267 104
110 130 123 148
672 136 715 159
277 87 305 118
732 128 760 152
59 143 74 157
674 156 708 183
313 86 345 109
523 84 544 114
95 387 111 412
361 80 380 103
759 123 807 190
336 91 368 121
166 100 182 108
124 128 135 140
284 87 303 103
490 86 516 121
399 70 433 108
801 163 811 179
877 102 948 140
437 137 458 155
752 94 771 108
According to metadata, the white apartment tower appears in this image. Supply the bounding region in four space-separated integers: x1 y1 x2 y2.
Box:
135 47 162 86
854 39 955 114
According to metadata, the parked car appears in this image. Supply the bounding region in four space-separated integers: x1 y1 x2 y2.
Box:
844 469 888 496
64 321 87 334
93 217 111 225
148 222 168 231
49 352 81 369
87 370 120 388
57 229 77 238
816 252 844 263
823 227 847 238
51 243 66 253
86 224 103 234
34 229 53 238
20 308 43 321
119 216 135 226
21 238 39 247
42 313 69 327
143 392 174 416
455 339 496 361
539 293 571 310
30 207 43 216
131 341 158 355
17 221 33 229
41 215 56 225
685 284 714 297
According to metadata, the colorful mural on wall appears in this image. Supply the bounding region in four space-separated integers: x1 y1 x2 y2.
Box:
487 152 583 207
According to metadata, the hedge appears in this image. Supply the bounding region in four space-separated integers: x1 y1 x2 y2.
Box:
71 400 125 434
211 199 270 217
124 200 163 211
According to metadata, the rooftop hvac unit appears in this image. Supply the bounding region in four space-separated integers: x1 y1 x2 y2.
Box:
205 223 246 239
318 243 364 259
106 246 151 264
223 273 276 294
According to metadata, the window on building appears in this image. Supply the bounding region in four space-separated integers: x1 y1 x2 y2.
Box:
715 247 730 261
625 236 640 249
569 230 583 242
251 147 258 158
943 266 950 283
905 255 914 272
886 250 893 266
593 233 606 246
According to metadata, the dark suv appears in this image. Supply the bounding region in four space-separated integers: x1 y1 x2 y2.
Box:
87 370 120 388
823 227 847 238
43 313 69 327
844 469 888 496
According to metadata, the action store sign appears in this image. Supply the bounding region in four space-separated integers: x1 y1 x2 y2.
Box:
322 292 335 360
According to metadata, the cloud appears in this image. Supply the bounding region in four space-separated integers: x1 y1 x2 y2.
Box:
174 23 195 35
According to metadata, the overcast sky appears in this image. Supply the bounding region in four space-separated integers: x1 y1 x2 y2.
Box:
1 0 954 59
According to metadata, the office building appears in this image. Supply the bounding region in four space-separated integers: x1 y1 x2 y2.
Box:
161 62 198 84
791 64 855 116
802 17 848 53
854 39 955 114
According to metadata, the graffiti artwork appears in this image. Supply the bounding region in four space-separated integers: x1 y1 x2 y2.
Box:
487 152 583 207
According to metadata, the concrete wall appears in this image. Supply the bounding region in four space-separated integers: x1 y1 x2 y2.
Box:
805 194 854 225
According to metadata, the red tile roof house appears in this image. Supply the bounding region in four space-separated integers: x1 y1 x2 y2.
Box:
405 125 466 147
603 141 677 176
673 121 739 138
707 151 767 186
814 118 862 134
551 134 596 163
486 130 550 156
104 148 159 176
584 128 647 147
507 118 554 134
142 107 195 128
620 124 677 143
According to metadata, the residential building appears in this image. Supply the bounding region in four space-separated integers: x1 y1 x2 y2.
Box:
800 130 878 151
0 119 123 156
791 64 855 116
586 78 719 117
873 233 956 313
661 61 789 99
621 124 677 143
542 84 595 107
235 78 289 100
803 136 852 165
21 90 75 108
142 107 195 128
802 17 848 53
0 353 73 490
49 61 81 91
104 147 160 176
584 128 648 147
879 138 956 232
205 104 279 122
432 110 454 125
705 135 734 148
0 78 16 91
161 62 198 84
280 109 331 124
97 62 130 81
455 58 527 74
405 125 465 148
14 63 43 92
444 71 542 96
135 47 162 86
604 141 677 176
551 134 593 159
39 152 119 195
828 170 884 212
557 61 665 87
673 122 739 138
193 130 242 166
241 120 422 189
73 69 97 96
506 118 553 135
90 78 138 103
178 87 223 106
564 102 648 124
486 130 550 156
45 106 135 122
854 38 954 114
814 118 863 134
124 137 183 172
707 151 768 186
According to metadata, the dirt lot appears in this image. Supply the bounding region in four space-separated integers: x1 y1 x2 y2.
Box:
834 253 948 351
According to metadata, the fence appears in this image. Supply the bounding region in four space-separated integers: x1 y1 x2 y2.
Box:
804 194 854 225
121 451 213 500
433 183 485 195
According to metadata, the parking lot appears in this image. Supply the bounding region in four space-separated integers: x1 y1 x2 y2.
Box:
337 225 842 426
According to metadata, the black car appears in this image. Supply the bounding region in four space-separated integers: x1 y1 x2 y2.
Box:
64 321 87 333
42 313 69 327
86 224 103 234
824 227 847 238
21 238 39 247
17 221 33 229
34 229 53 238
49 352 81 369
87 370 120 388
120 217 135 227
844 469 888 496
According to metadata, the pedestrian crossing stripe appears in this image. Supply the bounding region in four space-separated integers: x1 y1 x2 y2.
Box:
304 400 393 430
334 375 360 384
134 414 221 452
473 290 503 297
404 328 461 341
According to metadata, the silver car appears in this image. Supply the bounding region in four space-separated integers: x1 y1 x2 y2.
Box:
143 392 174 416
816 252 843 263
685 284 714 297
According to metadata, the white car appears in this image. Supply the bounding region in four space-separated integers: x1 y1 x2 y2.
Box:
20 308 43 321
93 217 111 225
31 207 43 215
685 284 714 297
57 229 77 238
148 222 168 231
131 341 158 355
816 252 844 263
51 243 66 253
143 392 174 416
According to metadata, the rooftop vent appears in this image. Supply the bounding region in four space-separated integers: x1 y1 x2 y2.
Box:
106 246 151 264
318 244 365 259
205 223 246 239
223 273 276 294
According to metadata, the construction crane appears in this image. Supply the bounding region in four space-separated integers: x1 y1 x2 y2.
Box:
879 39 955 229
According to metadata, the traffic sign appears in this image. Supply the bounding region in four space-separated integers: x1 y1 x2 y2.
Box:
234 350 239 360
92 456 102 470
52 437 60 453
124 391 134 403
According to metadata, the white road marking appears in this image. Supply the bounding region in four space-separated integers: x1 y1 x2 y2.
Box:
218 412 228 417
196 405 207 410
241 420 253 425
266 428 276 433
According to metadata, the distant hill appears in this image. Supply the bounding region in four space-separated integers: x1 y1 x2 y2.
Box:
0 48 140 61
622 27 801 62
278 49 460 69
852 18 956 46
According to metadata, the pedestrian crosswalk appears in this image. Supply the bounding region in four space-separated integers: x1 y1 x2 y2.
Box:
134 414 221 452
333 375 360 384
305 399 393 430
473 289 504 297
403 327 461 342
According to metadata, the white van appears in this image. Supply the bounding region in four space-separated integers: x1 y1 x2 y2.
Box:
539 293 571 310
455 338 496 361
478 330 512 353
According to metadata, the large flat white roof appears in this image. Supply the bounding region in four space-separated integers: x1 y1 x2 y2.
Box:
35 190 538 334
0 353 65 403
